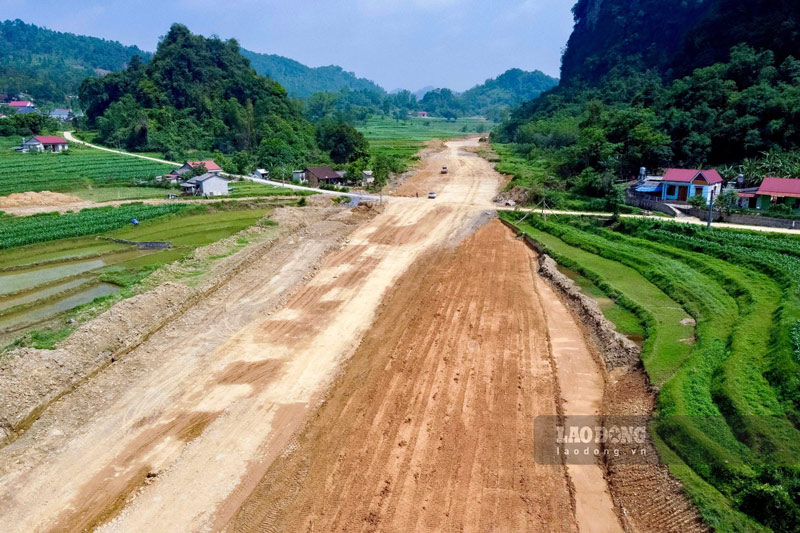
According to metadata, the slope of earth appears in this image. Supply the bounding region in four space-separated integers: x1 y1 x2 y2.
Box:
228 219 626 532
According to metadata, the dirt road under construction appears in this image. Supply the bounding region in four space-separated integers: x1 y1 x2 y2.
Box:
1 139 634 531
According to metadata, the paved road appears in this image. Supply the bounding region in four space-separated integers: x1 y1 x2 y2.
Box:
499 207 800 235
63 131 180 166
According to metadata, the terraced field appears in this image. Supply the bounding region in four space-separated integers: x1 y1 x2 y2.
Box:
0 136 173 195
0 205 271 348
504 212 800 533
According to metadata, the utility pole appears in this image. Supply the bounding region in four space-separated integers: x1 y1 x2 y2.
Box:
707 189 716 229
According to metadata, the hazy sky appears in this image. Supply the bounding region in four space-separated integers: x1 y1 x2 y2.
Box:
0 0 575 91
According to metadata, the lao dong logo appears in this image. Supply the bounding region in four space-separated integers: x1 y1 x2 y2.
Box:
534 416 657 465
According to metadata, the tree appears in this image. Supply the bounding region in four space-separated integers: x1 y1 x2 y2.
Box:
316 120 369 164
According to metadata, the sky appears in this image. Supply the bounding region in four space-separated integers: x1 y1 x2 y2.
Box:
0 0 575 92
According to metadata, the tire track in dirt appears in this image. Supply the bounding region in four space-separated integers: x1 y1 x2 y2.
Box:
228 220 578 533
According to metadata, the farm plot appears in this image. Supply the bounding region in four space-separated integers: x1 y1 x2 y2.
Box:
0 136 173 196
505 212 800 533
0 205 271 347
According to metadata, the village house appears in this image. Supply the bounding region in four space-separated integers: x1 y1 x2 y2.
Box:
250 169 269 180
292 170 306 183
164 160 222 181
180 173 229 196
299 166 345 188
18 136 69 153
49 108 75 122
661 168 723 204
361 170 375 187
416 111 429 118
8 100 36 115
753 177 800 212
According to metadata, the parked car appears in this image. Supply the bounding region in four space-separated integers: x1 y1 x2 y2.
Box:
441 166 448 174
428 192 437 199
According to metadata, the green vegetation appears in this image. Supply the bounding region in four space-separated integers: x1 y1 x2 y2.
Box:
359 116 490 172
79 24 319 169
0 203 199 249
0 19 149 105
0 204 273 349
504 212 800 532
0 136 174 195
242 49 385 98
71 186 175 202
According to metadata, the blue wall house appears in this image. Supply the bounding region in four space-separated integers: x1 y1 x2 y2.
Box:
661 169 723 204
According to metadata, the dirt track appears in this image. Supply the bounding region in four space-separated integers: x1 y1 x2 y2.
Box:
0 138 628 532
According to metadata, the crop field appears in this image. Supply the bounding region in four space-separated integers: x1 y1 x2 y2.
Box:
0 203 199 249
359 116 491 169
0 205 272 348
0 136 174 196
504 212 800 532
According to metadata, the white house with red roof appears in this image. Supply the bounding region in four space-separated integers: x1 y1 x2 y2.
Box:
19 135 69 153
7 100 37 115
164 160 222 181
755 177 800 212
661 168 723 204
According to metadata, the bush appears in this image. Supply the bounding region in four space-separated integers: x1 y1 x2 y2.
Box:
688 194 708 208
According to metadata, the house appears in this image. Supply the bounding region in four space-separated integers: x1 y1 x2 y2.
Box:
301 166 345 188
8 101 36 115
361 170 375 187
180 173 229 196
416 111 429 118
661 169 723 204
632 175 664 200
251 169 269 180
733 187 760 209
19 136 69 153
755 177 800 212
165 160 222 181
292 170 306 183
49 108 74 122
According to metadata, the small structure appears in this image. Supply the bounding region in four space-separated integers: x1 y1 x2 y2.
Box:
416 111 429 118
19 136 69 153
180 173 229 196
49 108 74 122
165 160 222 181
661 168 723 204
251 169 269 180
8 100 36 115
301 166 345 188
361 170 375 186
292 170 306 183
755 177 800 212
632 175 664 200
734 187 760 209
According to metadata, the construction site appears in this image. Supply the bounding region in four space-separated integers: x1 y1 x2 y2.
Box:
0 138 707 532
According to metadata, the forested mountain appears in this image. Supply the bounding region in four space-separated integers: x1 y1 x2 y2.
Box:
79 24 318 169
417 69 557 119
0 19 149 104
459 69 558 116
241 49 385 97
561 0 800 85
497 0 800 199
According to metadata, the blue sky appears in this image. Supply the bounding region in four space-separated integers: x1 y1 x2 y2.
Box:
0 0 574 91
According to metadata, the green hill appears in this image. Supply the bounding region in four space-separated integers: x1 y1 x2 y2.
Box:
0 19 150 105
79 24 317 170
240 49 385 97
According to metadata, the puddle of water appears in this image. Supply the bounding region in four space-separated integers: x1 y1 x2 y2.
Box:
0 283 120 333
0 276 92 312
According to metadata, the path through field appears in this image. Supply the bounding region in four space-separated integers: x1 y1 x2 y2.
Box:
0 138 622 532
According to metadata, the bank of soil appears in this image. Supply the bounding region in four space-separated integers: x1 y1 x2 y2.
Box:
0 190 84 208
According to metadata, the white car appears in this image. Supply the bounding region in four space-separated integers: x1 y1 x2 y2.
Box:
428 192 437 199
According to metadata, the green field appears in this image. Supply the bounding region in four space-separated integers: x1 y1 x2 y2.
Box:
504 212 800 532
0 136 174 196
359 116 492 170
0 204 275 350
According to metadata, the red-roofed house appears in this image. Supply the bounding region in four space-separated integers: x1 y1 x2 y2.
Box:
661 169 723 204
755 177 800 212
20 136 69 153
8 100 33 108
165 160 222 181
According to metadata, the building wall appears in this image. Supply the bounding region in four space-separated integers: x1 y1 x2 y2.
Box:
200 177 229 196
